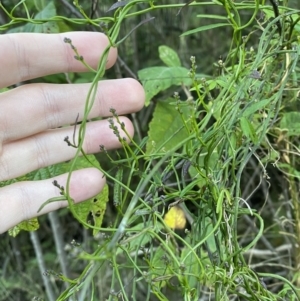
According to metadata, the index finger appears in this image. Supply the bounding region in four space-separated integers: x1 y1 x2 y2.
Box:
0 32 117 88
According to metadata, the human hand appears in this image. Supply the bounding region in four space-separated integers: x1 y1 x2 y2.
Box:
0 32 145 234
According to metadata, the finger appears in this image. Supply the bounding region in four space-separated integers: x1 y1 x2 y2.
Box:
0 168 105 234
0 32 117 88
0 116 133 181
0 78 144 144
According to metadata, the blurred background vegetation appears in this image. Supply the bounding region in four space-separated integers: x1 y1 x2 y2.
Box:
1 0 300 300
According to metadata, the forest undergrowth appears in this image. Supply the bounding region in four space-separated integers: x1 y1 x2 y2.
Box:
1 0 300 300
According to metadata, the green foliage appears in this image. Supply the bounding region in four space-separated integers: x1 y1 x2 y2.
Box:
7 1 59 33
6 154 108 236
280 111 300 136
2 0 300 300
181 22 231 36
146 99 190 155
158 45 181 67
138 66 192 106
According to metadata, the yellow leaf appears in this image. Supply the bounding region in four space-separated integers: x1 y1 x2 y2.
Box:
9 218 39 237
163 206 186 230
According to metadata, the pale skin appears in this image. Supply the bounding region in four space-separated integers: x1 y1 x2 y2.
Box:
0 32 145 234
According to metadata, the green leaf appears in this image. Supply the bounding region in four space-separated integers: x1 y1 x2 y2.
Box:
73 184 109 236
138 66 191 106
150 245 174 288
34 0 47 10
24 1 59 33
188 145 219 189
9 218 39 237
240 116 258 144
197 14 228 20
146 100 189 155
280 112 300 136
158 45 181 67
119 223 155 252
241 98 272 118
29 155 101 181
181 23 230 36
277 163 300 179
7 155 108 236
181 242 205 288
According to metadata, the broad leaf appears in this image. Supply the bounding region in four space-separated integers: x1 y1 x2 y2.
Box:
7 155 108 236
280 112 300 136
151 245 175 288
158 45 181 67
138 66 192 106
34 0 48 11
73 184 109 236
146 100 190 155
8 1 59 33
9 218 39 237
119 223 155 252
